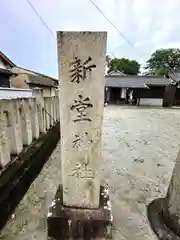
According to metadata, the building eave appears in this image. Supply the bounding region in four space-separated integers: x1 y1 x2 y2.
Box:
0 51 16 67
0 68 15 76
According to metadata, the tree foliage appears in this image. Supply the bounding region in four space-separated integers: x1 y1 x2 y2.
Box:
155 67 168 76
145 48 180 76
108 58 140 75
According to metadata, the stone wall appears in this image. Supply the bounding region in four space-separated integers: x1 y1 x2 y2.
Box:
0 90 60 169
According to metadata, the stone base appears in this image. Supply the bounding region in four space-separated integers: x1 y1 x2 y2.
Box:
147 198 180 240
47 185 113 239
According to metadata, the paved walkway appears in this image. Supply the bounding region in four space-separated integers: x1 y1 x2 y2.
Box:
1 105 180 239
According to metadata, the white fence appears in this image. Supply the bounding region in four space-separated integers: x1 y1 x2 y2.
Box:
0 89 59 169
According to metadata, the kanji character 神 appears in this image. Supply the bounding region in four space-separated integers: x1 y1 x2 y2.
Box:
72 132 93 149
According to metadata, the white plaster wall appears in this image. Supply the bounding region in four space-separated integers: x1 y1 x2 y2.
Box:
0 87 33 99
42 88 51 97
140 98 163 106
121 88 126 99
50 88 56 97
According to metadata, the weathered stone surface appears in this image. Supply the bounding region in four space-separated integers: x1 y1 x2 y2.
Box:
0 101 10 167
52 97 56 122
44 97 50 130
47 185 113 239
3 106 176 240
20 99 32 146
7 100 23 155
49 98 54 126
165 149 180 234
56 90 60 121
148 146 180 238
33 89 46 134
57 31 107 208
163 85 177 107
147 198 180 240
30 98 40 140
38 104 46 134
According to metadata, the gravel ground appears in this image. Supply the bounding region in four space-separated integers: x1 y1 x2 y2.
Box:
1 105 180 239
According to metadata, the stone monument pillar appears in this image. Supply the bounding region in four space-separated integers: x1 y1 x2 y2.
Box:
47 31 113 239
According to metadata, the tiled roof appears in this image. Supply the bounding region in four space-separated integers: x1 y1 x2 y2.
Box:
107 69 126 76
168 71 180 83
105 76 169 88
145 76 169 86
18 66 58 82
26 73 58 87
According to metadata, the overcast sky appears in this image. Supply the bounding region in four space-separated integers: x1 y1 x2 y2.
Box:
1 0 180 78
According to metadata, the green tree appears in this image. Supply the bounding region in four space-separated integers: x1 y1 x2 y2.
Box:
155 67 168 76
108 58 140 75
145 48 180 76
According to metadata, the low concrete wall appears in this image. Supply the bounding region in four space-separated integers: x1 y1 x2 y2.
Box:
140 98 163 106
0 122 60 230
0 87 33 99
0 91 60 229
0 92 60 167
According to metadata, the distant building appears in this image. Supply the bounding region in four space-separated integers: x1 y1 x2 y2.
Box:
11 67 58 97
0 51 58 97
0 51 16 87
107 69 126 76
106 69 127 101
163 71 180 106
0 51 16 69
105 74 169 106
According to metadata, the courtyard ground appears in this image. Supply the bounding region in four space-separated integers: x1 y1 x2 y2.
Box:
1 105 180 239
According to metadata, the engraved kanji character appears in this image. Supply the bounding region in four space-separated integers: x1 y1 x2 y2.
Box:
72 132 93 149
70 162 94 179
71 94 93 123
70 57 96 83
